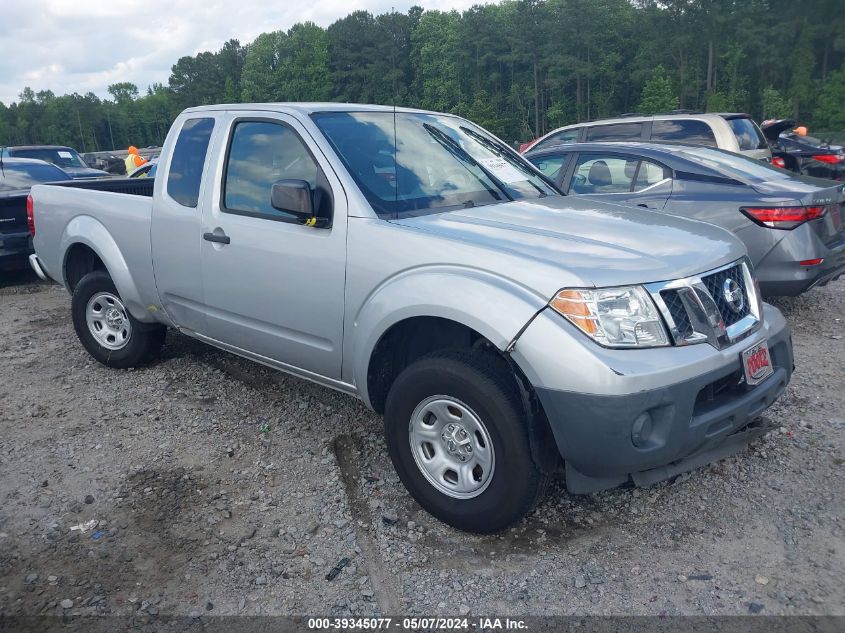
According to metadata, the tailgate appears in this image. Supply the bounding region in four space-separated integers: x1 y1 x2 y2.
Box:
0 193 28 236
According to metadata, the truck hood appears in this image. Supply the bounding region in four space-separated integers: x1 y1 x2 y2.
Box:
390 196 743 289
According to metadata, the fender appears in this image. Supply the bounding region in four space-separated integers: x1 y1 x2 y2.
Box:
60 216 155 323
349 265 548 407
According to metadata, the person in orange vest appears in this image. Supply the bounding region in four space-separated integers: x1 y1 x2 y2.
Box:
124 146 148 175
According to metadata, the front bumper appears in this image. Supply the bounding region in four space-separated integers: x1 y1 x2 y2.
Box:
512 303 793 493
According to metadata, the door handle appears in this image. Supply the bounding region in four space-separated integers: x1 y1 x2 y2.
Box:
637 203 654 209
203 231 230 244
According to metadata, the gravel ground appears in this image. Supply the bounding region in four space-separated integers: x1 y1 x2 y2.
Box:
0 270 842 619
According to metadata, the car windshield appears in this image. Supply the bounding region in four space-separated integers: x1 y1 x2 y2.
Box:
312 111 559 218
0 162 71 191
678 146 796 182
10 147 87 169
726 117 767 151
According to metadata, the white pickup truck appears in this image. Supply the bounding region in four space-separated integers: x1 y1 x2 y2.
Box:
28 103 793 532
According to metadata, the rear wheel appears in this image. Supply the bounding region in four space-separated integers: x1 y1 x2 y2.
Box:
384 350 549 533
71 271 165 368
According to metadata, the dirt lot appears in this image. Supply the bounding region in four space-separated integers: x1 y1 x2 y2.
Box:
0 270 842 619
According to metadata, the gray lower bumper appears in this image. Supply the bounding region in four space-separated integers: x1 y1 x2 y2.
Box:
536 324 793 494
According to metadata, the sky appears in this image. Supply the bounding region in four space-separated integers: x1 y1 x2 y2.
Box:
0 0 493 105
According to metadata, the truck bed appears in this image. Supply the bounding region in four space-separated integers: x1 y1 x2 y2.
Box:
30 179 158 317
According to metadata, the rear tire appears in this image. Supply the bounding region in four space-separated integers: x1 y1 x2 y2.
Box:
71 270 165 368
384 349 549 533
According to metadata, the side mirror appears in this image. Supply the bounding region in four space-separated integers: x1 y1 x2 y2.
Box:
271 179 314 220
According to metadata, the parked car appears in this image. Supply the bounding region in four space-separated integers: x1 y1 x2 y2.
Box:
1 145 110 179
28 103 792 532
0 158 72 271
761 119 845 181
525 141 845 297
523 112 771 161
128 159 158 178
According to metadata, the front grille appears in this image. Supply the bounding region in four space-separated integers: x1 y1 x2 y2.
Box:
701 264 750 327
646 259 760 350
660 289 694 338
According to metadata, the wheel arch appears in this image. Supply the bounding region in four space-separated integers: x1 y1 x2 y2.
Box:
60 216 152 322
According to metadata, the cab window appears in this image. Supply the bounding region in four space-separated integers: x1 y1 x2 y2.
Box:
166 117 214 208
222 120 330 222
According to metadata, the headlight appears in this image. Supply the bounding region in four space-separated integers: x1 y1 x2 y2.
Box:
550 286 669 348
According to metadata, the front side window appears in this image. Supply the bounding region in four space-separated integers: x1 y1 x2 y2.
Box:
166 117 214 208
530 154 569 181
312 111 558 218
585 123 643 141
651 120 717 147
531 129 580 152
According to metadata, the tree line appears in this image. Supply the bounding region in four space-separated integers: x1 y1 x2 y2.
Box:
2 0 845 152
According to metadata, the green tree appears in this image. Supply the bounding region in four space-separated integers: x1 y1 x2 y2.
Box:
278 23 331 101
108 82 139 104
762 87 791 120
637 65 678 114
411 10 463 112
814 65 845 130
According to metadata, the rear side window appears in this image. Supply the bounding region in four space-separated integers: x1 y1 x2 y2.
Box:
585 123 643 141
531 129 580 152
570 154 639 193
726 117 768 151
651 120 717 147
167 117 214 208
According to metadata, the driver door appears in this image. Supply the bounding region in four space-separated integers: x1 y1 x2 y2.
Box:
200 112 348 379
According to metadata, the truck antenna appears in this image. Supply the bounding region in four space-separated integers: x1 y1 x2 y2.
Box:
0 146 5 177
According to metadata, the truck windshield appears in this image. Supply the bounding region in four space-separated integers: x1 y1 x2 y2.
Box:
312 111 559 218
9 148 87 169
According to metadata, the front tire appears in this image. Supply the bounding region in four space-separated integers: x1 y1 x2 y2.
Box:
384 350 549 533
71 270 165 368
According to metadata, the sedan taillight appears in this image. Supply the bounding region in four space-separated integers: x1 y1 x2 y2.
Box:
811 154 843 164
771 157 786 169
741 205 826 230
26 194 35 237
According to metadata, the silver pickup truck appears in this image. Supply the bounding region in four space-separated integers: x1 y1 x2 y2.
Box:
28 104 793 532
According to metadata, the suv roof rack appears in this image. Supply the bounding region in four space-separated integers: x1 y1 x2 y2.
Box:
660 109 703 115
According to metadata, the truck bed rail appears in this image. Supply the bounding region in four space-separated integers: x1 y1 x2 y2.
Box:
49 178 154 197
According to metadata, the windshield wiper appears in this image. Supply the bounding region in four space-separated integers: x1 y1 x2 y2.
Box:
459 125 561 195
422 123 510 201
